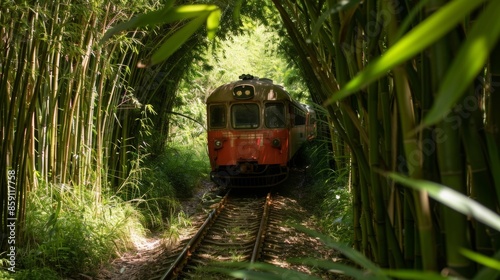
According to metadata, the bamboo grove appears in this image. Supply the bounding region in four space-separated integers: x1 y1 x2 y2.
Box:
0 0 217 251
271 0 500 277
0 0 154 249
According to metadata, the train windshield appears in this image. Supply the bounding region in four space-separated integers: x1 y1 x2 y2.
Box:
265 103 286 128
232 103 259 129
209 105 226 128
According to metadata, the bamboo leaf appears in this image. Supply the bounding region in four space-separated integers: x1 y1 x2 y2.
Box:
100 1 175 43
473 249 500 280
323 0 487 105
206 8 221 40
382 269 460 280
103 3 221 66
461 248 500 270
230 268 320 280
291 258 378 280
387 172 500 232
229 270 284 280
293 224 388 278
145 13 209 67
422 0 500 126
101 4 220 43
207 262 322 280
172 4 219 19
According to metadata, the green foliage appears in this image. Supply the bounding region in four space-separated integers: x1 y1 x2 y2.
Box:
160 144 209 197
320 0 500 129
178 23 309 103
388 172 500 232
461 249 500 273
18 181 145 278
0 269 15 280
324 0 488 105
7 267 59 280
423 0 500 126
163 211 192 246
300 139 353 244
318 178 353 243
101 3 221 67
135 140 209 228
273 0 500 274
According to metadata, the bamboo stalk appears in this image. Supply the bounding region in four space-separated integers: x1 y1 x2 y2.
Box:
394 69 437 271
351 155 362 251
427 10 474 271
485 42 500 250
368 79 388 266
436 115 473 275
462 104 497 254
382 0 438 270
344 107 378 259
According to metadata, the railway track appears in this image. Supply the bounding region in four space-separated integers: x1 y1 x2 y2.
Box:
155 189 272 279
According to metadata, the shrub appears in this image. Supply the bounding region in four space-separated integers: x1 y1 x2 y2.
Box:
122 141 210 229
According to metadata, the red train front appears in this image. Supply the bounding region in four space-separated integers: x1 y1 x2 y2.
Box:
206 74 315 187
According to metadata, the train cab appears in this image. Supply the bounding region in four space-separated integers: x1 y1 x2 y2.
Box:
206 74 315 187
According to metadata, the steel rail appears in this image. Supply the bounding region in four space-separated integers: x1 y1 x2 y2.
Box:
250 192 272 263
160 190 230 280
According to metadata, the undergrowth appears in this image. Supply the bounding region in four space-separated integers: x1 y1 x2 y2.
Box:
148 144 209 198
135 140 209 229
302 139 353 244
12 181 145 278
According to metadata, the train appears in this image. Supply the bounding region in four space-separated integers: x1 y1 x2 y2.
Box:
206 74 316 188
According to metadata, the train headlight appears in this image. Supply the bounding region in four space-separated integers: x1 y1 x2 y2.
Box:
232 85 254 99
214 139 223 149
272 138 281 148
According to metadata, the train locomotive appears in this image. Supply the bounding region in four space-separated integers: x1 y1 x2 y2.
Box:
206 74 316 188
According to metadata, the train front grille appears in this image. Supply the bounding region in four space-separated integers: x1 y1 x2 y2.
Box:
210 165 289 188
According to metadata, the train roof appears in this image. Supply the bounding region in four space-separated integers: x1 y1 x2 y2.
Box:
206 74 302 107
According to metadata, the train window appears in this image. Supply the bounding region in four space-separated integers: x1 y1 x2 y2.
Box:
232 103 259 129
265 103 285 128
293 107 306 125
210 105 226 128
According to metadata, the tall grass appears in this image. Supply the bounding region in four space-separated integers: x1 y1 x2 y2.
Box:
17 179 146 278
304 139 353 244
